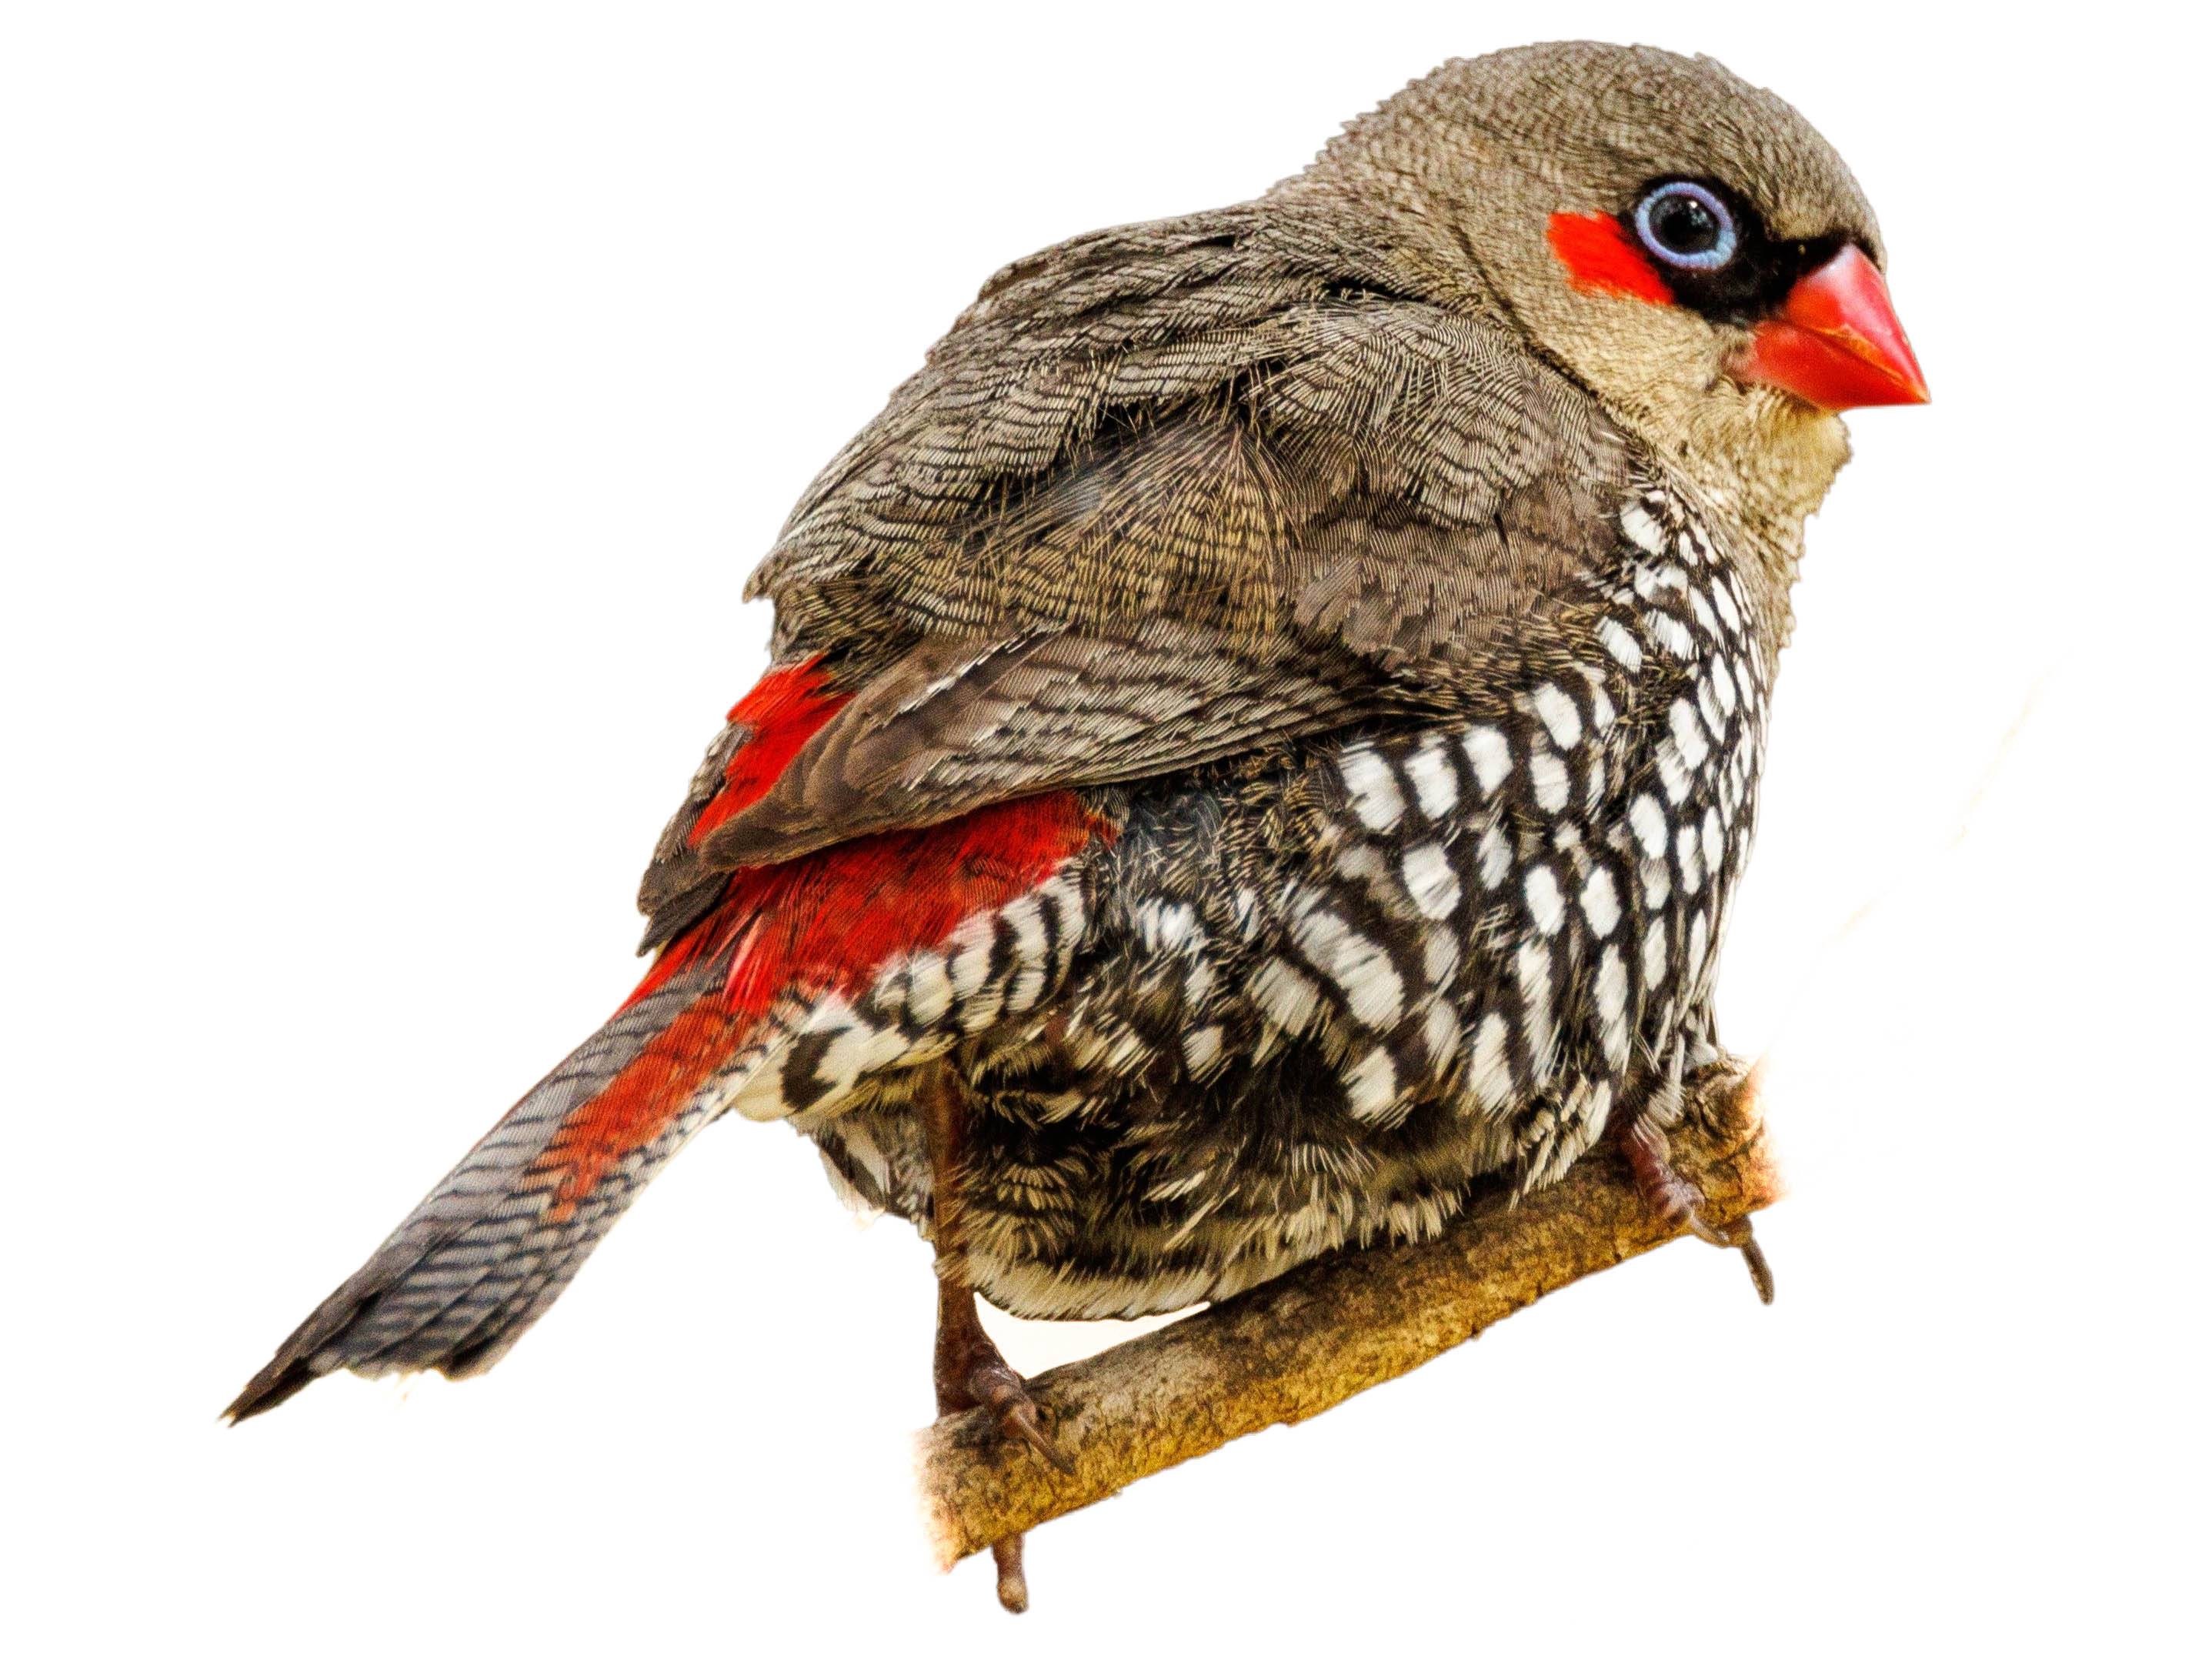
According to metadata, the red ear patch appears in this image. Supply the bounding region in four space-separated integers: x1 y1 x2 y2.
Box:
1546 212 1673 305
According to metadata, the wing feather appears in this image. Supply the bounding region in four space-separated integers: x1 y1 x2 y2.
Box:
641 199 1629 941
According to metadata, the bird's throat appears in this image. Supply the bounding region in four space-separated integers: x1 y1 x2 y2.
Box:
1672 391 1851 649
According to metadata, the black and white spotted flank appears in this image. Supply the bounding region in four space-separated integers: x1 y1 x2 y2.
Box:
809 468 1773 1318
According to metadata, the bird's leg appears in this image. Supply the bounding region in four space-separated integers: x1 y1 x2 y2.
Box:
1622 1113 1774 1304
917 1066 1069 1614
919 1067 1069 1470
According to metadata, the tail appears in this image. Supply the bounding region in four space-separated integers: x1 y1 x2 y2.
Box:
225 963 755 1421
227 788 1111 1423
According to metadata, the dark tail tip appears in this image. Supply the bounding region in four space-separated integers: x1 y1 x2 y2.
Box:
220 967 728 1427
222 1356 316 1425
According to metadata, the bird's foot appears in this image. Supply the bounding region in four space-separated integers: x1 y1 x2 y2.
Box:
934 1293 1070 1614
1623 1114 1774 1304
937 1319 1075 1477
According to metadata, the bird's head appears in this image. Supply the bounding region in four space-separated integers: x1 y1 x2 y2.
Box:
1287 42 1926 545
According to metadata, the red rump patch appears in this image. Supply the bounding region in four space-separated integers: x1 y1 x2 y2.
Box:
548 791 1113 1215
686 657 851 847
533 996 748 1219
1546 212 1673 305
657 791 1109 1018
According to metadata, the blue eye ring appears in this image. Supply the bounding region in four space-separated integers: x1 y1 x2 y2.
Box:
1633 181 1738 271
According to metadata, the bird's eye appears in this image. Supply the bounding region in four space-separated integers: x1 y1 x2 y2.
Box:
1633 181 1738 272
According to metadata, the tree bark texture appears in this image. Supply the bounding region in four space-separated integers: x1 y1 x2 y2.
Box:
916 1060 1780 1569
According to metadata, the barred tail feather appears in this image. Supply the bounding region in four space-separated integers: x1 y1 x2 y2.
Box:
228 789 1112 1424
225 966 757 1422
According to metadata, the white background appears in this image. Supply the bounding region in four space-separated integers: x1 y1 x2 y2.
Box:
5 3 2204 1654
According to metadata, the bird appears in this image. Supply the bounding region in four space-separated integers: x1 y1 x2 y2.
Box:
227 41 1926 1610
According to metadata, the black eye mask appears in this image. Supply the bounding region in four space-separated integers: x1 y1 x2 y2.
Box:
1621 175 1853 327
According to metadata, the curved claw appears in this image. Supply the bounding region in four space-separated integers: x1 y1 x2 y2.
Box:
1685 1210 1738 1249
1623 1115 1773 1304
969 1360 1077 1475
1737 1229 1776 1305
1685 1210 1775 1304
995 1395 1076 1476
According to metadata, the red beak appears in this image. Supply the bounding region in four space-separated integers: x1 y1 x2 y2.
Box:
1733 244 1929 410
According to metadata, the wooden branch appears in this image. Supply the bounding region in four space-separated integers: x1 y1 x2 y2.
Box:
916 1060 1781 1571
